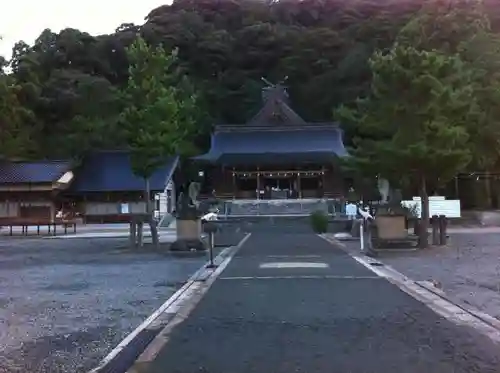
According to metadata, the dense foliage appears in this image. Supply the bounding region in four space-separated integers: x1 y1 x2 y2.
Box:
2 0 500 213
1 0 425 160
337 45 478 247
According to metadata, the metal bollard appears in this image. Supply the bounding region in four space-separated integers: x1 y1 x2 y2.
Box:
359 219 365 252
364 219 378 258
431 215 439 245
203 221 218 269
438 215 447 246
207 232 215 268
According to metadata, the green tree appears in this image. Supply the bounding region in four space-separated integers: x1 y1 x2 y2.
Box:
8 28 129 159
336 45 478 248
2 0 426 162
143 0 419 124
0 75 38 159
396 0 490 54
120 36 199 247
396 0 500 207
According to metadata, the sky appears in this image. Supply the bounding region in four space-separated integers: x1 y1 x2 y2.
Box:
0 0 171 60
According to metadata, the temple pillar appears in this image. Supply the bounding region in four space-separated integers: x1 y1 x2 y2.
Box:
297 172 302 199
256 168 260 199
50 201 56 223
321 167 326 198
232 167 236 200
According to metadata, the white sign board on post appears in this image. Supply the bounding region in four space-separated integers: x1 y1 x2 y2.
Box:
345 203 357 220
120 203 130 214
401 196 461 218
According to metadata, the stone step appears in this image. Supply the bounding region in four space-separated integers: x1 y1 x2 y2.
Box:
224 199 338 216
213 216 349 234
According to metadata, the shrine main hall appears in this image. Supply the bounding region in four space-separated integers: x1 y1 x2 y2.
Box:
195 82 349 201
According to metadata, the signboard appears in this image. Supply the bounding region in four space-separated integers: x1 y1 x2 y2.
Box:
345 203 357 219
401 196 461 218
120 203 130 214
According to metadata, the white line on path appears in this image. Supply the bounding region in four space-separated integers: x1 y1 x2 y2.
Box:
219 275 381 280
259 262 329 269
319 234 500 345
88 233 251 373
266 255 322 258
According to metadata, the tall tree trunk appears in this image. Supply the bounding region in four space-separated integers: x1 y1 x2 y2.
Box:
418 175 429 249
145 178 160 248
484 170 492 209
129 220 137 248
137 221 143 247
493 178 500 209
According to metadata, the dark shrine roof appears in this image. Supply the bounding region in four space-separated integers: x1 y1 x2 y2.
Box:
69 151 179 193
193 82 349 165
194 126 348 165
0 160 72 184
247 85 306 126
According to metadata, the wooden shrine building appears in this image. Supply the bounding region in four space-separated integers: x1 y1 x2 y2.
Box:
0 160 74 221
66 151 178 223
194 81 349 200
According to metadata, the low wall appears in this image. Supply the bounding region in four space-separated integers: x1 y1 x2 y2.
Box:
223 198 343 216
84 202 147 215
213 216 349 235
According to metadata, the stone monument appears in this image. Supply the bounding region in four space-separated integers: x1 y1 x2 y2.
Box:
377 177 390 204
170 182 205 251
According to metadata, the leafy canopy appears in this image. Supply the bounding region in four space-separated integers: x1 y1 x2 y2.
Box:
396 0 500 171
120 37 199 179
336 44 477 187
0 75 38 159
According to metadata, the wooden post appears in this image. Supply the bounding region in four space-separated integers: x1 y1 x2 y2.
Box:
257 167 260 200
232 167 236 200
297 171 302 199
322 167 326 197
431 215 439 245
83 194 87 224
129 219 137 248
50 201 56 224
137 221 144 247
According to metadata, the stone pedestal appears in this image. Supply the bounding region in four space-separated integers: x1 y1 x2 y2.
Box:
375 215 407 240
177 219 202 239
170 218 205 251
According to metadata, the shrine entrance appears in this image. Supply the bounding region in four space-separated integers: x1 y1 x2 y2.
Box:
232 168 326 199
193 78 349 200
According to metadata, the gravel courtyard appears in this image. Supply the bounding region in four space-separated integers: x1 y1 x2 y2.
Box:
0 237 212 373
375 230 500 319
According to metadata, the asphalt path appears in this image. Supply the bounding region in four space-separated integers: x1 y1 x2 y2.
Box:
146 233 500 373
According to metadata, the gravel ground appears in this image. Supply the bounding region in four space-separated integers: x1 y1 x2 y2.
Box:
0 237 212 373
372 231 500 319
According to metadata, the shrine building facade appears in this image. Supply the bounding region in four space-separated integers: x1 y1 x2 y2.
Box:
194 82 349 200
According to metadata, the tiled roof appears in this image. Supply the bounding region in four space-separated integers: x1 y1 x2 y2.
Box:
194 126 349 165
0 161 72 184
69 151 179 192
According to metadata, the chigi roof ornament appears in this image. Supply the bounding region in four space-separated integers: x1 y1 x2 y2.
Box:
261 76 289 103
251 76 305 126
